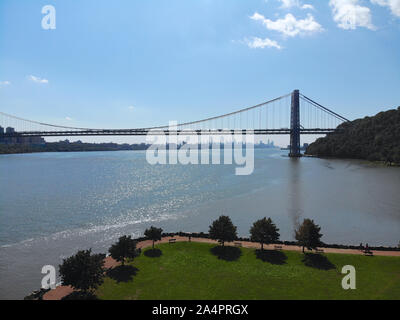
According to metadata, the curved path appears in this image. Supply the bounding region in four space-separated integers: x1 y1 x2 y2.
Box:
43 236 400 300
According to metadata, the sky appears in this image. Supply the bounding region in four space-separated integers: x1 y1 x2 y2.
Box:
0 0 399 146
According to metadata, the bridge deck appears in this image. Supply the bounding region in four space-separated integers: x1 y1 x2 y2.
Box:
3 128 339 137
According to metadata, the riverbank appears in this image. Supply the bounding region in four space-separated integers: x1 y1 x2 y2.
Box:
0 141 149 154
303 154 400 167
40 235 400 300
0 142 277 155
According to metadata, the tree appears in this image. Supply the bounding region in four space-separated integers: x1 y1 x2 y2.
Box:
59 249 105 293
144 226 163 249
108 235 140 266
209 215 237 247
295 219 323 253
250 217 280 251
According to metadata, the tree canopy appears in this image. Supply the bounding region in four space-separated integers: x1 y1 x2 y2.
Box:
306 106 400 164
250 217 280 250
295 219 323 253
144 226 163 249
209 215 237 246
109 235 140 265
59 249 105 293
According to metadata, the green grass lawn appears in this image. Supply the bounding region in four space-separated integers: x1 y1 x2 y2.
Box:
96 242 400 300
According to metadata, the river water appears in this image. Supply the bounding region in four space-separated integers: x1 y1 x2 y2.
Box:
0 149 399 299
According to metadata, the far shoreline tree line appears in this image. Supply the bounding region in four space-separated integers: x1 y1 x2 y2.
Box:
51 217 322 299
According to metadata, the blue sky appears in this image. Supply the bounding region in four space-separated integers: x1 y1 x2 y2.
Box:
0 0 399 144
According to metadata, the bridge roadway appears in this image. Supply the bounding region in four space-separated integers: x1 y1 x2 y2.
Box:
3 128 340 137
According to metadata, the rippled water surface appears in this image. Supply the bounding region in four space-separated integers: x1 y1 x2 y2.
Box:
0 149 399 299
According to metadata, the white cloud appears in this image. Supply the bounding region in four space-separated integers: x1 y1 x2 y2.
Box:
28 75 49 84
301 4 315 10
128 106 135 110
250 12 323 37
280 0 299 8
0 81 11 86
371 0 400 17
329 0 376 30
278 0 314 10
245 37 282 49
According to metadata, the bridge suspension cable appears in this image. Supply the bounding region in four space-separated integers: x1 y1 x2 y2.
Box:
0 111 93 131
300 94 349 123
0 91 349 137
143 92 292 131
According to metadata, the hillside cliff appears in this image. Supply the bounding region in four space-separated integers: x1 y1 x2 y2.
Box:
305 106 400 164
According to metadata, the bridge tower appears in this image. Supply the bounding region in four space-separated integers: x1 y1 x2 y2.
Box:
289 89 301 157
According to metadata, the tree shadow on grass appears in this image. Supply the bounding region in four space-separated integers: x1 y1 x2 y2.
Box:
144 248 162 258
302 253 336 270
106 265 139 283
210 246 242 262
61 291 98 300
255 249 288 265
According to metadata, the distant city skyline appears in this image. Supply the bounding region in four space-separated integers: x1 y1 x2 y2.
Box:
1 0 400 147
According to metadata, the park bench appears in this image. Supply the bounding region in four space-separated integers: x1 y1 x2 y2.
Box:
169 238 177 244
315 248 324 253
274 245 283 250
234 242 242 247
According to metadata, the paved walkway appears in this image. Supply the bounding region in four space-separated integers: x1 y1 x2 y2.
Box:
163 236 400 257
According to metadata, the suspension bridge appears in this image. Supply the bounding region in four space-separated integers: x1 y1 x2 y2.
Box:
0 90 349 157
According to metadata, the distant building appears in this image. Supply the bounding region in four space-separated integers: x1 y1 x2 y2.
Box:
0 126 45 145
6 127 15 134
300 143 309 151
255 139 275 149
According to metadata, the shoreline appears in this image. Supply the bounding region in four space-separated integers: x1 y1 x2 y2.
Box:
304 153 400 167
0 146 280 156
39 235 400 300
0 149 141 156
